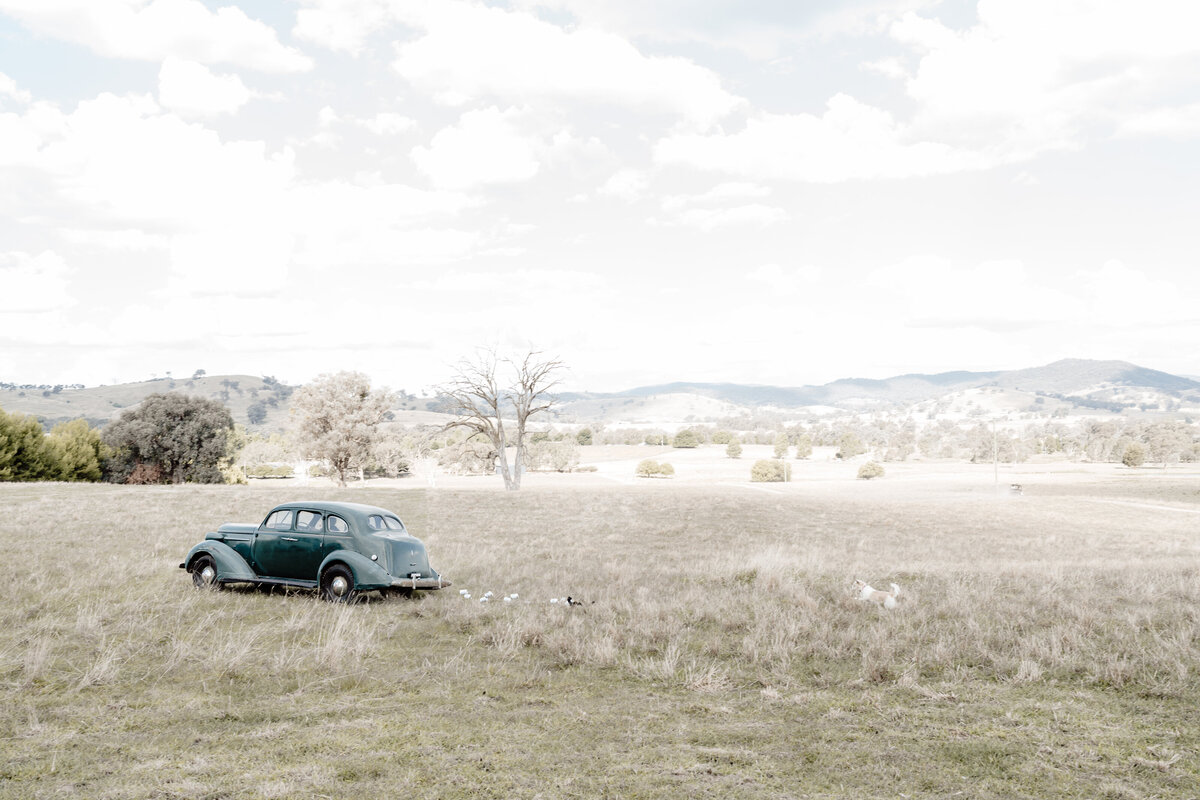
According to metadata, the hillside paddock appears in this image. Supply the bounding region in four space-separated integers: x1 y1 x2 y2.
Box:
1 469 1198 798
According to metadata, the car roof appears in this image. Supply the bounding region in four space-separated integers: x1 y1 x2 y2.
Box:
269 501 402 524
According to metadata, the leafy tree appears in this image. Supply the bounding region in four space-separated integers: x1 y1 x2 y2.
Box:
102 393 234 484
711 430 734 445
857 461 885 480
644 432 669 446
672 429 700 448
576 427 593 446
1122 442 1145 468
750 459 789 482
837 432 865 459
291 371 395 487
0 408 58 481
46 419 106 481
636 459 674 478
773 431 789 459
726 441 742 459
246 401 267 425
528 438 580 472
793 432 813 459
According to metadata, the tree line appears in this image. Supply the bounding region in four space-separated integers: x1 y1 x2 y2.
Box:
6 352 1200 485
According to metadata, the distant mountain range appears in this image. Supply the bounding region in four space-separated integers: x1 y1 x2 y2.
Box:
559 359 1200 410
3 359 1198 430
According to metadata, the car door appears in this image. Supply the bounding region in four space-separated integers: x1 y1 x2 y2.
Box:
254 509 327 580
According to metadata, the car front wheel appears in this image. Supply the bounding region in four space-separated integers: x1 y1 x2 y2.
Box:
320 564 357 603
191 555 221 590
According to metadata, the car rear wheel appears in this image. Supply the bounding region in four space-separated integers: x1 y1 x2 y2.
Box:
191 555 221 590
320 564 357 603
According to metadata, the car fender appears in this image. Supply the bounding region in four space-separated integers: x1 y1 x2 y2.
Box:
184 540 257 583
319 549 393 591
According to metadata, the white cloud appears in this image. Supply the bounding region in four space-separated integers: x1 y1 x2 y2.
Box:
25 93 297 228
0 72 32 105
891 2 1200 154
0 0 312 72
293 0 393 55
391 0 743 126
158 58 254 117
655 94 989 182
654 181 784 230
513 0 937 61
655 204 788 232
596 168 648 202
1116 104 1200 140
411 106 541 190
1077 260 1195 327
358 112 416 136
60 228 169 250
866 256 1081 332
660 182 770 212
747 263 822 293
0 250 75 312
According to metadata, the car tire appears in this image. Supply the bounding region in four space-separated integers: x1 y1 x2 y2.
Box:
320 564 357 603
191 555 222 590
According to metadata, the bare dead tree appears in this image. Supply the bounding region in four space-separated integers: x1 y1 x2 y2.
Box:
438 347 564 490
509 350 565 484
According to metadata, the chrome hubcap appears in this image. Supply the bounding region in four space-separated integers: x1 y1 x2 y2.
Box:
200 565 216 584
330 576 350 596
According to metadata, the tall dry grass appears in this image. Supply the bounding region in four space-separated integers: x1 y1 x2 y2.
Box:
0 480 1197 798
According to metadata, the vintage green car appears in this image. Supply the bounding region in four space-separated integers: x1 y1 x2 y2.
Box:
180 500 450 602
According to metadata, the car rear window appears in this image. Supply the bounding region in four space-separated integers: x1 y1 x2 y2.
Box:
367 514 406 532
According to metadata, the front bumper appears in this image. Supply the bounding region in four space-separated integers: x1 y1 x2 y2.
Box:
390 576 452 590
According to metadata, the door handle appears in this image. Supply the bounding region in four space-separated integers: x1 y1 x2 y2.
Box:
282 536 299 542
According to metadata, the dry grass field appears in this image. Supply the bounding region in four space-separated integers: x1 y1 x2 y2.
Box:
1 469 1198 798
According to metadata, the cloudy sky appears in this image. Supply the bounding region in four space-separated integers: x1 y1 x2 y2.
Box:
2 1 1198 393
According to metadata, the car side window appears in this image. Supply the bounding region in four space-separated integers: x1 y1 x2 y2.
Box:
296 511 324 532
327 515 349 534
264 510 293 530
384 516 405 532
367 515 384 531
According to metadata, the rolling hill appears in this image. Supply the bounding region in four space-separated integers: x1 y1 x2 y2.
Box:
3 359 1198 431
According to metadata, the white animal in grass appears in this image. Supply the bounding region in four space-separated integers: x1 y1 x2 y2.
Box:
854 579 900 609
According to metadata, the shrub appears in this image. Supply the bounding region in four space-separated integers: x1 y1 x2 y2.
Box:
636 459 674 478
672 429 700 448
794 432 813 459
575 428 593 446
726 441 743 459
1122 443 1145 468
750 459 789 482
247 464 295 479
857 461 885 480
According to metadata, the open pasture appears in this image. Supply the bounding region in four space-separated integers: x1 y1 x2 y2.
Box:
1 476 1198 798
